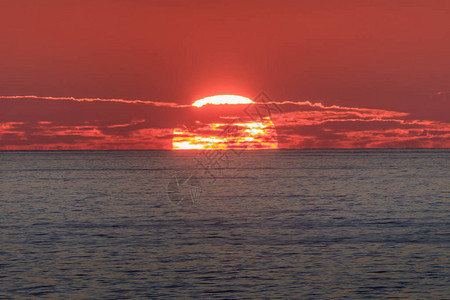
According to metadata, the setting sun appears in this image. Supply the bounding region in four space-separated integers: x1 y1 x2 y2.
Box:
192 95 254 107
173 95 278 150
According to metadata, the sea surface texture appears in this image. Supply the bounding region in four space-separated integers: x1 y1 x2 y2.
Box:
1 150 449 298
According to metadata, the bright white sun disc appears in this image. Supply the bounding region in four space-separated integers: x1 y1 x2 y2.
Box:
192 95 254 107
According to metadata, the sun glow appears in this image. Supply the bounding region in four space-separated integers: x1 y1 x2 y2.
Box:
173 95 278 150
192 95 254 107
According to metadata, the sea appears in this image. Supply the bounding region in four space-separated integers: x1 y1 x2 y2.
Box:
0 149 449 299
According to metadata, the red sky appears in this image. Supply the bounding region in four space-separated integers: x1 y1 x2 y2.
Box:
1 0 449 149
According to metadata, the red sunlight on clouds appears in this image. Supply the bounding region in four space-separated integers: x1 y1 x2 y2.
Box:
174 95 277 150
173 120 278 150
1 95 449 150
1 1 449 147
275 103 450 149
1 1 449 150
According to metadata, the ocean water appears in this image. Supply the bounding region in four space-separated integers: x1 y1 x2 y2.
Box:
0 149 449 299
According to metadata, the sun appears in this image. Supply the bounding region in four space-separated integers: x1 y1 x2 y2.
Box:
172 95 278 150
192 95 254 107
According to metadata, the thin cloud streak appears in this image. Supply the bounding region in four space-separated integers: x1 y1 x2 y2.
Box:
0 95 188 108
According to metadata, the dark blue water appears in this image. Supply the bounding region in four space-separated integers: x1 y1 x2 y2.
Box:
1 150 449 298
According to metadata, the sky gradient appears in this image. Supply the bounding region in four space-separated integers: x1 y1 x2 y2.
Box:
1 0 449 149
